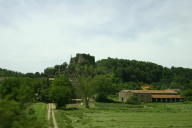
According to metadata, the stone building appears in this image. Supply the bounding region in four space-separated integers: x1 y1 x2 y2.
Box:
119 89 184 103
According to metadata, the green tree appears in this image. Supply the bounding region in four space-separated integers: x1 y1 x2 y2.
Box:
92 75 113 102
0 68 23 77
0 99 46 128
0 77 35 105
0 78 47 127
44 67 56 77
49 76 74 109
79 77 94 108
182 89 192 101
31 78 49 102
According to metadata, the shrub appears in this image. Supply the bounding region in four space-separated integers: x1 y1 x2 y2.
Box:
95 94 114 103
126 95 141 105
0 99 46 128
182 89 192 101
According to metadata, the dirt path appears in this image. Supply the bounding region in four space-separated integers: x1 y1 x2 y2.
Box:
48 103 58 128
48 103 51 128
48 103 51 121
51 103 58 128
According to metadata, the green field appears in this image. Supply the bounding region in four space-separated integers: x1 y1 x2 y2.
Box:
32 102 48 127
55 102 192 128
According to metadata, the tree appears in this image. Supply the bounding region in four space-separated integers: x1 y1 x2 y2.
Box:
92 75 113 102
0 99 46 128
31 78 49 102
44 67 56 77
182 89 192 101
42 54 192 94
0 77 35 105
0 68 23 77
79 77 94 108
49 76 74 109
0 78 47 127
0 100 21 128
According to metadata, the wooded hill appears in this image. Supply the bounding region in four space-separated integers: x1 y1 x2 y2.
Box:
1 53 192 91
0 68 23 77
43 53 192 91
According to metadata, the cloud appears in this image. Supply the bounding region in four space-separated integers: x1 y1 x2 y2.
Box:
0 0 192 73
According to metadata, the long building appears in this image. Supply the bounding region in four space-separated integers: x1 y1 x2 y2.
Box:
119 89 184 102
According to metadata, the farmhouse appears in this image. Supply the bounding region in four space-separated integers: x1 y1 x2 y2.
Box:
119 89 184 102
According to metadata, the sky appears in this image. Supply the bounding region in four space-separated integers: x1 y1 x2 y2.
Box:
0 0 192 73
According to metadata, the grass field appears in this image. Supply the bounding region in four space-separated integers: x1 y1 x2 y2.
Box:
32 102 48 127
55 102 192 128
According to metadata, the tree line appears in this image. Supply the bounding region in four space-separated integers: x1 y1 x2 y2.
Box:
43 53 192 91
43 53 192 105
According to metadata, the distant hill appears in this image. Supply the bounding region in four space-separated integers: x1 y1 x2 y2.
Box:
0 68 23 77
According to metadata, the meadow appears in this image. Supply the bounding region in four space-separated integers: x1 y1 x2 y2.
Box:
55 102 192 128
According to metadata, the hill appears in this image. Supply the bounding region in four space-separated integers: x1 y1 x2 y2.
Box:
43 53 192 91
0 68 23 77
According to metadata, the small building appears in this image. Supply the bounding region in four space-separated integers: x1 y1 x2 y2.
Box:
119 89 184 103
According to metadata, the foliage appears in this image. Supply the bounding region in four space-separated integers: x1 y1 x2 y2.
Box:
2 53 192 95
0 77 35 104
68 53 96 77
70 53 95 65
24 72 45 78
0 77 51 103
114 82 142 92
182 89 192 101
79 77 94 108
0 99 46 128
96 58 192 91
41 53 192 101
44 62 68 77
49 76 74 109
96 58 163 83
91 75 113 102
0 68 23 77
126 95 141 105
0 77 50 127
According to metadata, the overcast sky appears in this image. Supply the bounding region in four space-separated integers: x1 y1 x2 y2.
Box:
0 0 192 73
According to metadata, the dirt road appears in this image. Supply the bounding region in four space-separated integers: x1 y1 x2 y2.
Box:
48 103 58 128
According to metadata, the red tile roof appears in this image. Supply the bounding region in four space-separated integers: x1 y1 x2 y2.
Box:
151 95 183 98
121 89 178 94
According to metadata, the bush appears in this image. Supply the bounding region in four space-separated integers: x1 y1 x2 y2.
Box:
182 89 192 101
126 95 141 105
0 99 46 128
95 94 114 103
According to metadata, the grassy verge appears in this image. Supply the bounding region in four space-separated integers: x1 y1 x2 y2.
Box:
32 102 48 127
55 102 192 128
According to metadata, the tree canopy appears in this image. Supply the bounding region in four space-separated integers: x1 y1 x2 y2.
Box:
49 76 74 108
